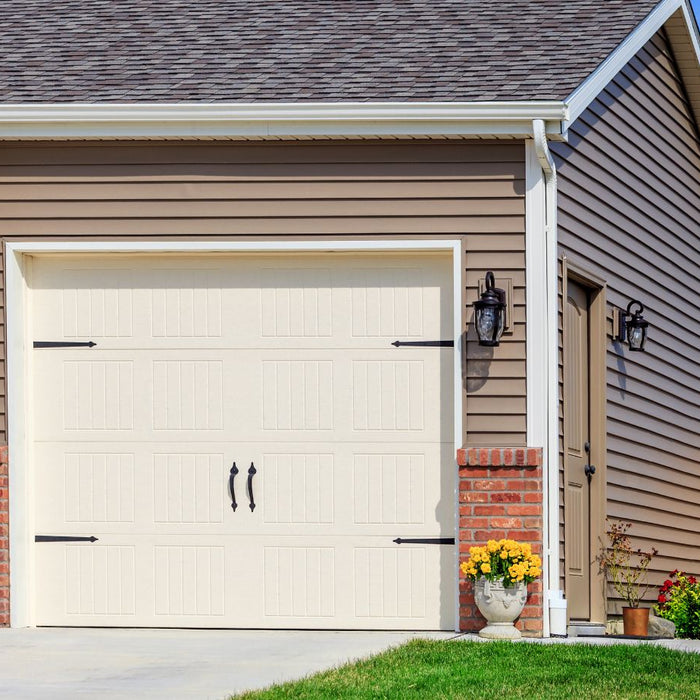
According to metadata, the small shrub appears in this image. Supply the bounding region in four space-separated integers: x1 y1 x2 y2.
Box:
655 571 700 639
596 519 657 608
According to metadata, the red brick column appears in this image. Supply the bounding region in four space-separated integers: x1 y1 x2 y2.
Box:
456 447 543 636
0 446 8 626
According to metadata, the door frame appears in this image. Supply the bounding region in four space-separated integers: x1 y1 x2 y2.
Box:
5 238 463 629
561 257 607 625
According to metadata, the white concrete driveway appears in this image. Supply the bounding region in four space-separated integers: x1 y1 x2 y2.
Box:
0 628 457 700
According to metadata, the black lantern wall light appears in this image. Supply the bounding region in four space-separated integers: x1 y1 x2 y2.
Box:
613 300 649 351
473 271 507 346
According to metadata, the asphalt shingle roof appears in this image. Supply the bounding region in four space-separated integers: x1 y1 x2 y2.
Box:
0 0 662 103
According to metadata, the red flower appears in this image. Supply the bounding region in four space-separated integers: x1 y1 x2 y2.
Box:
671 569 679 576
689 576 698 585
657 594 667 604
662 579 672 590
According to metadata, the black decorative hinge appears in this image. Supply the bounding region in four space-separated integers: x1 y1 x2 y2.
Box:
391 340 454 348
35 535 98 542
393 537 455 545
33 341 97 349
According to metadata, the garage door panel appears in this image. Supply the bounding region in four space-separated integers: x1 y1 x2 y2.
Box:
32 256 451 351
35 442 229 534
31 252 455 629
37 440 451 535
35 350 450 443
35 541 140 625
36 537 454 629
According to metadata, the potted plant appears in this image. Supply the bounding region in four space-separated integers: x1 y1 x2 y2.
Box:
597 519 658 636
460 539 542 639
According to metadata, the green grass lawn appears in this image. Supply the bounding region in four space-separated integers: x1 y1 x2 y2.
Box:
232 639 700 700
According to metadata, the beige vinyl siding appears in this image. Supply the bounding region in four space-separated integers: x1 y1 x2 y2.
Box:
552 30 700 610
0 139 526 448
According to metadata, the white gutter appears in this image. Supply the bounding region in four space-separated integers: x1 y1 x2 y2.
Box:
0 101 567 139
533 119 561 636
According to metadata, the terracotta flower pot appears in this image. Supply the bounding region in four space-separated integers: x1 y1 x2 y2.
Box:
474 578 528 639
622 606 650 636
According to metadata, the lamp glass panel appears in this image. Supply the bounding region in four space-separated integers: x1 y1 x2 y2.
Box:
628 325 645 350
476 307 497 341
496 309 505 339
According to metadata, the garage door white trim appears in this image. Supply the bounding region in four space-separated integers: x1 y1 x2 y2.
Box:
6 238 463 629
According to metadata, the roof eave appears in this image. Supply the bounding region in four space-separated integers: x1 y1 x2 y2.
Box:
0 101 567 140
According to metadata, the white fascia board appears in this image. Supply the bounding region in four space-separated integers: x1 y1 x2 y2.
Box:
0 101 566 139
682 0 700 47
678 0 700 69
564 0 685 129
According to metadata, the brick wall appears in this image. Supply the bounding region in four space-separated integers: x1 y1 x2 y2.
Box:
456 447 543 636
0 446 8 626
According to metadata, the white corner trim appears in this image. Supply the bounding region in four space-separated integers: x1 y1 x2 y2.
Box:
524 144 548 460
452 239 464 633
0 101 567 140
525 140 551 636
564 0 684 128
531 119 561 636
4 238 464 629
6 245 32 627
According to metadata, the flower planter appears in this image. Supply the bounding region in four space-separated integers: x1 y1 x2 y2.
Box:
474 577 528 639
622 607 650 636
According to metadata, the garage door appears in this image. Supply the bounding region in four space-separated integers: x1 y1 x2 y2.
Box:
31 252 455 629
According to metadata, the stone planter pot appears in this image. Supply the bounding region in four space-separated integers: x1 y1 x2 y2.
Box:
474 577 528 639
622 607 650 637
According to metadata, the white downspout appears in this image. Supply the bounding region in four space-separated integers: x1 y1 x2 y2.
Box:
532 119 563 634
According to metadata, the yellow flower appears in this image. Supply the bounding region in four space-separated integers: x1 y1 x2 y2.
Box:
487 540 499 553
481 563 491 574
500 551 508 559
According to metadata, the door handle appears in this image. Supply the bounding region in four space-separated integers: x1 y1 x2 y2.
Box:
247 462 257 512
228 462 239 511
584 441 596 482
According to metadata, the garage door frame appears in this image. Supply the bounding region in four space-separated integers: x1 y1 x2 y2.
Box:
6 238 463 629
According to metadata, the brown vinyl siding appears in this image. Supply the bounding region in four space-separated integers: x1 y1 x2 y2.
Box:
0 139 527 447
552 30 700 609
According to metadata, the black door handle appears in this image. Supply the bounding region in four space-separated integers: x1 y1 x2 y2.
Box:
229 462 239 511
247 462 257 512
584 441 595 481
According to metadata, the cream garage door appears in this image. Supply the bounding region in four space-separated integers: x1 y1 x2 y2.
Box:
31 253 454 629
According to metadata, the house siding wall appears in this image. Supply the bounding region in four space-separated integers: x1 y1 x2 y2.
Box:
0 138 531 627
0 140 527 445
552 30 700 611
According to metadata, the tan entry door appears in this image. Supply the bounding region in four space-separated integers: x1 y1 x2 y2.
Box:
31 253 454 629
564 280 593 620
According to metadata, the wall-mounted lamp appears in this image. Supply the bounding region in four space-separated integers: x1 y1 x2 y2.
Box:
473 271 507 346
613 300 649 352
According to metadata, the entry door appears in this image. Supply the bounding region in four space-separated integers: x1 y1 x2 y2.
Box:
564 280 592 619
30 253 454 629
